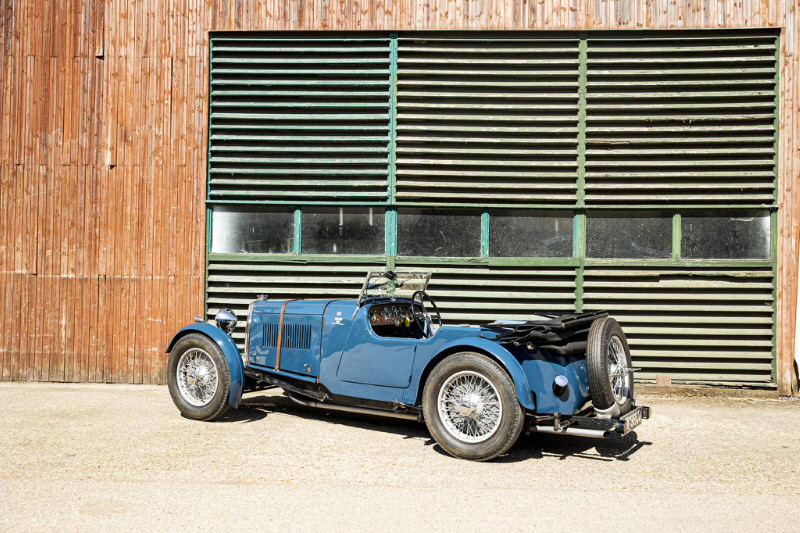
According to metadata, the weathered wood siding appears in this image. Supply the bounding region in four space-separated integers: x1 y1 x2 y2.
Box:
0 0 797 394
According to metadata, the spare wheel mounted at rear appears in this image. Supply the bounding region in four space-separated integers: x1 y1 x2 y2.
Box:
586 317 635 417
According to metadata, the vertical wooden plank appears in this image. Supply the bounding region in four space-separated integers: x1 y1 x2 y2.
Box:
61 55 74 165
22 158 36 277
19 274 31 380
98 274 109 382
33 165 47 380
0 165 8 273
0 57 13 166
12 163 23 273
51 269 64 381
98 164 109 276
0 273 8 380
3 271 16 380
7 271 19 380
117 54 128 168
88 275 99 382
106 274 116 382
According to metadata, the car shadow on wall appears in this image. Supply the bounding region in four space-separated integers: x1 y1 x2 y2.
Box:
223 391 651 462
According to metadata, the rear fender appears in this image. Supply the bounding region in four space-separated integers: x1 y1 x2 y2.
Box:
166 323 244 409
424 338 535 411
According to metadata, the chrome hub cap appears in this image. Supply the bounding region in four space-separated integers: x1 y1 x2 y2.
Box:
607 335 631 404
177 349 219 407
438 371 502 443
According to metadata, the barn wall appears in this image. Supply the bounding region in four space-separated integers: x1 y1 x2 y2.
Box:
0 0 797 393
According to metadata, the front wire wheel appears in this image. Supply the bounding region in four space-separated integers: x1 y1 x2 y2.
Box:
176 348 219 407
423 352 524 461
167 333 231 421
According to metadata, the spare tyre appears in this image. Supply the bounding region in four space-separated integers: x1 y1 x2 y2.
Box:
586 317 634 414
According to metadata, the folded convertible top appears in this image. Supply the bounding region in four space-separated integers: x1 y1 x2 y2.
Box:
480 311 609 356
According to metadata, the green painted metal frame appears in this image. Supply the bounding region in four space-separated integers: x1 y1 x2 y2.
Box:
770 31 781 382
205 29 780 269
205 30 781 383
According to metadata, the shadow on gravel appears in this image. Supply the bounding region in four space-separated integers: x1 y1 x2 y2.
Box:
497 431 652 463
221 391 431 440
221 391 651 463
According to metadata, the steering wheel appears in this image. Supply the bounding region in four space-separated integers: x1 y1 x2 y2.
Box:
411 290 442 338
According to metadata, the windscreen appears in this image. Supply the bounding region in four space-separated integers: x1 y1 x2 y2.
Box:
359 271 431 304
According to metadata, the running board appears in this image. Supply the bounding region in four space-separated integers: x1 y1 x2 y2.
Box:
285 393 419 421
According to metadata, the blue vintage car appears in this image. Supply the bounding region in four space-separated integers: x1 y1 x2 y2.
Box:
166 271 649 461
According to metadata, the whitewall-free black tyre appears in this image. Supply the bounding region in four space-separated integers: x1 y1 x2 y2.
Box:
586 317 634 414
167 333 231 421
422 352 524 461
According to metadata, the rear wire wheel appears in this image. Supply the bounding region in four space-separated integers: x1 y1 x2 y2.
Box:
586 317 634 413
422 352 524 461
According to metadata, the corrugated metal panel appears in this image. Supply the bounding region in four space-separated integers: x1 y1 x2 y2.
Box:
395 35 580 205
583 266 774 384
396 264 578 323
585 30 778 205
206 259 386 347
208 34 392 203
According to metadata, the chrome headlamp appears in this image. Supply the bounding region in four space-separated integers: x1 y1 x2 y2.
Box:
214 308 237 334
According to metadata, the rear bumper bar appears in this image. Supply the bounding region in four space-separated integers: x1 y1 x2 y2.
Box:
528 405 651 439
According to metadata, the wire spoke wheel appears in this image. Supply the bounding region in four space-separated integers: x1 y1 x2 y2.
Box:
167 333 231 421
423 352 524 461
437 370 503 444
176 348 219 407
587 317 635 414
607 335 631 404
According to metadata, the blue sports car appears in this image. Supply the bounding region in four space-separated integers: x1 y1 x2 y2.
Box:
166 271 649 461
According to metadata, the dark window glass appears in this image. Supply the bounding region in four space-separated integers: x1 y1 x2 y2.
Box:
587 213 672 259
302 208 384 254
398 209 480 257
210 207 294 254
490 212 573 257
682 213 770 259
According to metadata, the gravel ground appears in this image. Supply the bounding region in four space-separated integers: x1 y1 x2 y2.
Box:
0 383 798 532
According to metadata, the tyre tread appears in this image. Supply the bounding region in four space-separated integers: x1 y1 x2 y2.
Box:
422 352 524 462
167 333 231 421
587 317 633 412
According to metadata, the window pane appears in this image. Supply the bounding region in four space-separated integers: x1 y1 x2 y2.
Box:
210 207 294 254
302 208 384 254
490 212 573 257
682 213 770 259
398 209 480 257
587 213 672 259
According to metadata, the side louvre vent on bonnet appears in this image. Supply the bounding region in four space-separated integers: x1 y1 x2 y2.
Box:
263 322 279 348
281 323 312 350
262 322 312 350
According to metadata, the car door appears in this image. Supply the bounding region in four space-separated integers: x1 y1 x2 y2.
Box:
336 305 419 388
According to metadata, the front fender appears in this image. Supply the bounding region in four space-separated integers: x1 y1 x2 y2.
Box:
166 323 244 409
427 337 535 411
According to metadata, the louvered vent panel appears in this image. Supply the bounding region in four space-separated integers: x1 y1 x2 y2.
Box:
209 34 391 202
282 324 312 350
583 266 774 384
263 322 279 348
206 260 386 348
395 36 580 205
396 264 577 323
585 30 777 205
